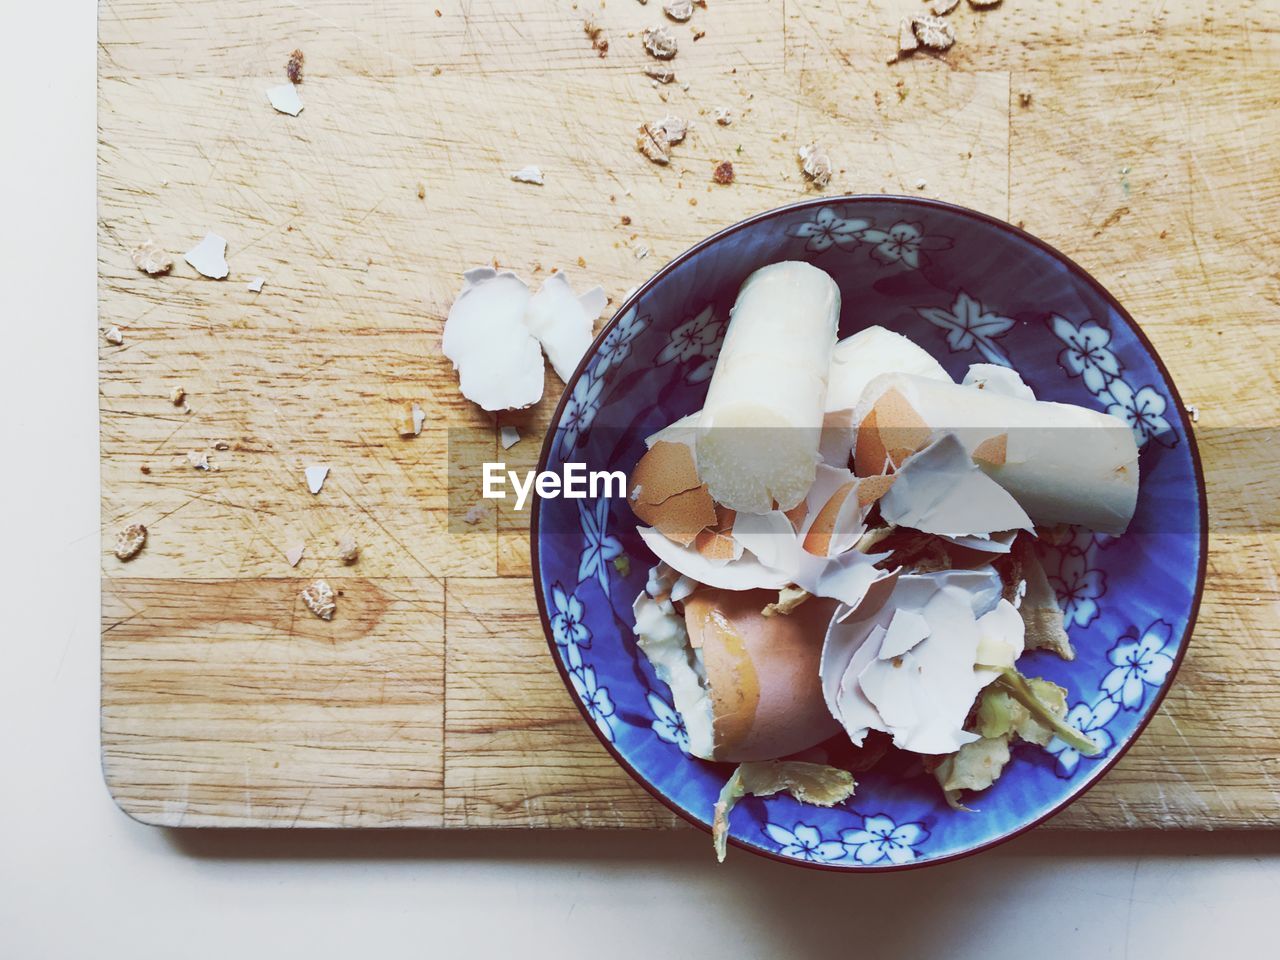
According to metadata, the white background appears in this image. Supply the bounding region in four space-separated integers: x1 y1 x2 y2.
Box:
1 3 1277 957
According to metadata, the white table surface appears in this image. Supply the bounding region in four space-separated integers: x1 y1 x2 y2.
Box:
2 4 1278 957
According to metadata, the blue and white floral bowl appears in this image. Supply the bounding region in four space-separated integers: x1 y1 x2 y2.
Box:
532 197 1205 869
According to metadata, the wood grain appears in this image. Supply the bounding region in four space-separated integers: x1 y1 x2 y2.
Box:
101 0 1280 829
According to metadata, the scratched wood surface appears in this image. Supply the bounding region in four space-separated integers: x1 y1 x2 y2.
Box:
100 0 1280 829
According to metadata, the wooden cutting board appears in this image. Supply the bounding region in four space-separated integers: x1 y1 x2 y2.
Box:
99 0 1280 828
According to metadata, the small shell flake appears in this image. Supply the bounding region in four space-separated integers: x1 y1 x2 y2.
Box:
114 523 148 561
663 0 694 22
131 239 173 276
301 579 336 620
643 25 679 60
798 141 832 188
636 115 689 165
912 14 956 51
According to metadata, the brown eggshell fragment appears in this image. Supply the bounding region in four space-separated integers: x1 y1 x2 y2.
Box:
802 481 857 557
872 388 932 465
694 506 738 560
972 432 1008 467
630 440 702 506
783 500 809 531
856 473 896 507
633 484 718 546
684 588 841 762
853 406 886 478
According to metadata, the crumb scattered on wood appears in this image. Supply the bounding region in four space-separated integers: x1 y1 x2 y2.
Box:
636 114 688 164
663 0 693 21
186 450 211 471
337 535 360 564
500 424 521 449
644 63 676 83
1018 89 1033 107
713 160 734 184
131 239 173 276
213 439 230 450
396 402 425 438
170 385 186 406
285 543 305 567
140 465 151 474
104 327 124 345
930 0 960 15
247 276 265 292
643 25 679 59
462 504 488 525
915 177 928 189
301 579 336 620
692 29 706 41
417 182 426 199
584 18 610 57
286 48 305 84
1185 404 1200 422
114 524 147 561
714 106 733 125
912 14 955 50
798 141 832 188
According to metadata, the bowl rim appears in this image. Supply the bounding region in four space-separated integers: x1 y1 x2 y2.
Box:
530 194 1208 871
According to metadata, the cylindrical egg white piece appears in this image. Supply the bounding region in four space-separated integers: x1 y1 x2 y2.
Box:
696 262 840 513
856 373 1140 534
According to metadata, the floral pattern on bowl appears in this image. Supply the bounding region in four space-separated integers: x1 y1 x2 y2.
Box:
532 197 1205 870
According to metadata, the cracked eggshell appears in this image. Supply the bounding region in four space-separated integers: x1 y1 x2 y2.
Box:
525 272 607 382
856 372 1140 534
684 587 840 762
442 270 544 411
638 525 785 590
878 432 1033 537
628 441 717 546
821 569 1012 755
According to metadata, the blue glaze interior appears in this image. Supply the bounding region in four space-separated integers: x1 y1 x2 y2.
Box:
533 198 1204 869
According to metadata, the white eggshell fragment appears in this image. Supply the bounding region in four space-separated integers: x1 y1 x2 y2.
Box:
266 84 304 116
304 464 329 494
184 233 229 279
878 432 1033 537
509 165 545 185
637 525 790 591
696 262 840 513
524 272 608 382
442 269 544 411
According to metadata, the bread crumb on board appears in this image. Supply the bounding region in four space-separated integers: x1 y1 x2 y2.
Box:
301 579 336 620
114 524 148 561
